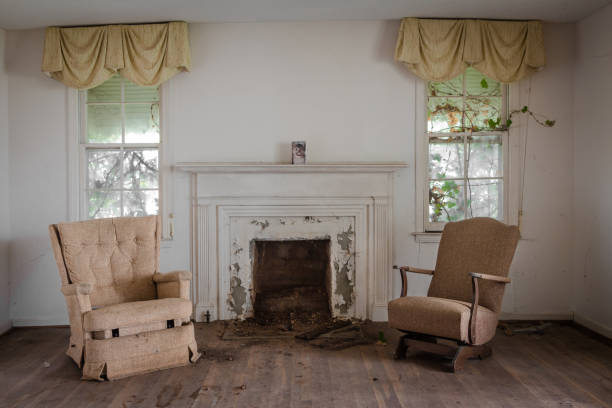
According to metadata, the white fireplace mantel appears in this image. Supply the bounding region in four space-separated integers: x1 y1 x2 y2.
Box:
174 161 407 173
177 161 407 322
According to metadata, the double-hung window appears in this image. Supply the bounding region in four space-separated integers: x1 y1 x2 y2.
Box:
424 67 509 231
81 75 161 219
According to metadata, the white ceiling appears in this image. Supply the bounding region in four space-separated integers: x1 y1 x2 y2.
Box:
0 0 610 30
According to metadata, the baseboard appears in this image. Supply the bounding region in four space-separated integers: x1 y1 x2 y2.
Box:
11 316 69 327
371 304 388 322
573 314 612 339
498 312 573 321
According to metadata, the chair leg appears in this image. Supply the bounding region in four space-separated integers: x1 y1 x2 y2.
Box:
451 346 472 372
394 334 409 360
451 344 492 372
476 344 492 360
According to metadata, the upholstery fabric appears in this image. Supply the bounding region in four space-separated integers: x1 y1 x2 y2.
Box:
41 22 191 89
83 298 192 331
55 216 159 308
388 296 498 345
49 215 200 380
394 18 545 82
428 218 520 313
83 323 200 380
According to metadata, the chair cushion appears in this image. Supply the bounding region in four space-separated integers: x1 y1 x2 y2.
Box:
388 296 498 345
56 216 159 308
83 298 192 332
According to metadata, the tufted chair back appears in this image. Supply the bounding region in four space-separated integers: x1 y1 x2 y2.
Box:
50 216 160 308
427 217 520 313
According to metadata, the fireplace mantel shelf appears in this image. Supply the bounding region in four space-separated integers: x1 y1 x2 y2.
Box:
174 161 407 173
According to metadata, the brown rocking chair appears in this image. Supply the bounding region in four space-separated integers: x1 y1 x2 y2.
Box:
389 218 519 372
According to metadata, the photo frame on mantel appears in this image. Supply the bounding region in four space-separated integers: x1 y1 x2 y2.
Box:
292 141 306 165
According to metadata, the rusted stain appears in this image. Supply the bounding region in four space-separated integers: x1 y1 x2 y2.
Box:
229 276 247 316
333 257 354 314
336 225 354 252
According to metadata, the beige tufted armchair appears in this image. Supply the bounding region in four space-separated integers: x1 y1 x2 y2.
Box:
389 218 519 372
49 215 200 380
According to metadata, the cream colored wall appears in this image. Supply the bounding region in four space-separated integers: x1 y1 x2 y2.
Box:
3 21 579 327
0 28 11 334
572 3 612 337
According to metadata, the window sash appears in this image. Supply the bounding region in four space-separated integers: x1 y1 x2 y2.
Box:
79 77 162 220
424 79 509 232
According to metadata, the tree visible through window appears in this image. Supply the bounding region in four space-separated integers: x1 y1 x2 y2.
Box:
84 75 160 219
426 68 506 230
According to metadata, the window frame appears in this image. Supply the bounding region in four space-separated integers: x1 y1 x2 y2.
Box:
67 79 174 240
414 77 521 237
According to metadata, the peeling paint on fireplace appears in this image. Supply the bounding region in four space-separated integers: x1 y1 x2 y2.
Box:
228 215 356 320
333 257 354 314
337 225 354 252
250 219 270 230
228 276 247 316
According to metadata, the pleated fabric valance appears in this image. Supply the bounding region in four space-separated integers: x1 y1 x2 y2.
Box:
42 21 191 89
395 18 545 83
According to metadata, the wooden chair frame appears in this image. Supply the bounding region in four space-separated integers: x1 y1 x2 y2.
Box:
392 266 510 372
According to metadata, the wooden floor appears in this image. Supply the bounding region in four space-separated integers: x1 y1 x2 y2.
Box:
1 322 611 408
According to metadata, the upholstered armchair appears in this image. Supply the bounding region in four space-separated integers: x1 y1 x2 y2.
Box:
389 218 519 371
49 215 200 380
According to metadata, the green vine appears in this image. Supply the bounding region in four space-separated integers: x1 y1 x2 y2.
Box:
486 105 555 131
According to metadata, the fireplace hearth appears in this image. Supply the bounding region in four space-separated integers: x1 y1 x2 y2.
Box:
252 239 332 324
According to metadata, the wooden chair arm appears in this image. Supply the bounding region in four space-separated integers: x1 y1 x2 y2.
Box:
467 272 510 345
469 272 511 284
393 266 434 297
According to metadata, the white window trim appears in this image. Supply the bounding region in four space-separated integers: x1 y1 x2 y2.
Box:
66 81 175 241
413 79 521 242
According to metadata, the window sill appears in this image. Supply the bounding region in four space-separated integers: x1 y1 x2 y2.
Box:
412 232 442 243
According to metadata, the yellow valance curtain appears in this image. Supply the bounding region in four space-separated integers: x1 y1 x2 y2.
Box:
41 21 191 89
395 18 545 83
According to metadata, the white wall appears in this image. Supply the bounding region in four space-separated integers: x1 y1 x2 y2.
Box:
4 21 578 325
572 3 612 337
0 28 11 333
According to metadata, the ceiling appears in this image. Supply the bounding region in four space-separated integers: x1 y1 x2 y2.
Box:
0 0 610 30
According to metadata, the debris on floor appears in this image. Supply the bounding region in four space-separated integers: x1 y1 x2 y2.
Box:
222 316 372 349
499 321 552 336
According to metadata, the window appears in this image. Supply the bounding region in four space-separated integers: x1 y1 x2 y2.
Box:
424 68 508 231
81 75 161 219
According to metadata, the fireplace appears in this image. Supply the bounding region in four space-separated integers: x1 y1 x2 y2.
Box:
252 239 332 323
176 161 406 322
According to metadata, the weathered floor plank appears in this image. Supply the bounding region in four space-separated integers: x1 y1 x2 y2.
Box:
0 322 611 408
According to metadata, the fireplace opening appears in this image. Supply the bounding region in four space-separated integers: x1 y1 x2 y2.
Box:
251 239 331 324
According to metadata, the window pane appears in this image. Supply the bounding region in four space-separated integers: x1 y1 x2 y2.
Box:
465 67 501 97
464 96 502 131
87 150 122 189
123 190 158 216
125 103 160 143
428 97 463 132
87 75 121 103
428 74 463 96
429 180 465 223
468 135 503 178
88 190 121 219
429 136 464 179
124 80 159 102
468 179 502 219
87 104 122 143
123 149 159 189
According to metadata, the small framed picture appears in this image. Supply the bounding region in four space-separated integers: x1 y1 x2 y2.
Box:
292 141 306 165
